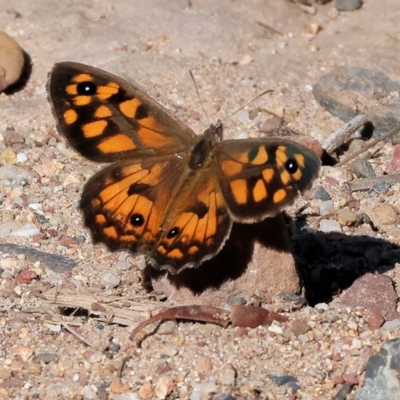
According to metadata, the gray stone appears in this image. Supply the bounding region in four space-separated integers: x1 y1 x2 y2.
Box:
335 0 363 12
268 374 300 392
353 338 400 400
313 67 400 137
315 186 331 201
351 159 376 178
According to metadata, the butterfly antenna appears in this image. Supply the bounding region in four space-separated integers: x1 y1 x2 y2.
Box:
221 89 274 122
189 70 211 126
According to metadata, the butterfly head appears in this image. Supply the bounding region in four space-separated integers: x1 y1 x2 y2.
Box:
204 119 224 147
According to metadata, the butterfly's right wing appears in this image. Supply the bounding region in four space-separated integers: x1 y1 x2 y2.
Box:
80 155 186 254
48 62 197 162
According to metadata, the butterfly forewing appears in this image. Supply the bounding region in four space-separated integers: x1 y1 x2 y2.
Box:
48 62 197 162
215 139 321 222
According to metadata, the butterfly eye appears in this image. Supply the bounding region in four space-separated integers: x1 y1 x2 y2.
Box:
285 158 298 174
76 81 97 95
130 213 145 227
167 227 180 239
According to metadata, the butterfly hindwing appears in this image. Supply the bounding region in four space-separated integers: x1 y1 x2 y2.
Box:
80 155 187 254
150 172 232 272
215 138 321 222
48 62 197 162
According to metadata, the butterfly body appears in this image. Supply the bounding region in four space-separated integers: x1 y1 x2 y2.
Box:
48 62 320 274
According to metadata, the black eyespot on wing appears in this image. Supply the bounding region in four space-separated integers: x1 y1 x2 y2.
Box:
76 81 97 95
285 158 298 174
167 227 180 239
130 213 145 227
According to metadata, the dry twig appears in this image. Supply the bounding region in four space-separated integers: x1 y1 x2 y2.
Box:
348 173 400 192
42 305 96 348
336 123 400 167
36 289 159 326
322 114 369 154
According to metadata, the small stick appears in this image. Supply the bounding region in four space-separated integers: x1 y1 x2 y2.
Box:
47 126 65 143
336 123 400 167
348 173 400 192
43 305 96 348
322 114 368 154
117 356 132 380
255 20 282 36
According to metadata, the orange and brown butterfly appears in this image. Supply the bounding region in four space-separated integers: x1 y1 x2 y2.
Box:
47 62 320 274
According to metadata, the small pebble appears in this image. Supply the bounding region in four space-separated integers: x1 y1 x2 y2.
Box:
109 381 130 394
19 177 28 186
190 382 218 400
194 356 213 374
154 376 174 399
32 353 59 364
382 319 400 330
16 152 27 163
58 234 77 247
289 319 311 336
0 164 33 181
218 364 237 385
100 272 121 288
320 200 334 216
73 235 86 244
116 261 131 270
227 295 246 307
314 186 331 201
236 110 249 123
82 387 97 399
0 258 17 269
13 345 34 361
363 204 399 227
138 383 153 399
16 269 37 284
335 0 362 11
298 333 311 343
309 367 326 381
268 375 300 392
87 351 105 363
319 219 341 233
27 363 42 374
337 209 357 226
351 159 376 178
35 214 48 224
268 323 283 335
10 222 40 237
315 303 329 312
107 341 121 353
370 181 391 193
28 203 43 211
157 321 178 335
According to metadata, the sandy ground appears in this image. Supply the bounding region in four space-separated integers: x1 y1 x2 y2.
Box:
1 1 400 399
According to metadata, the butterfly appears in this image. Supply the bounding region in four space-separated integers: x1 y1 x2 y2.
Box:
47 62 320 274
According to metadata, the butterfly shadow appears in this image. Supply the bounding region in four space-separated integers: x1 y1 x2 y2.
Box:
144 214 293 294
293 228 400 305
145 215 400 306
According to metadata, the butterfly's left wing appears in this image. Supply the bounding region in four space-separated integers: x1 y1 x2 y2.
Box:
149 172 232 273
215 138 320 222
